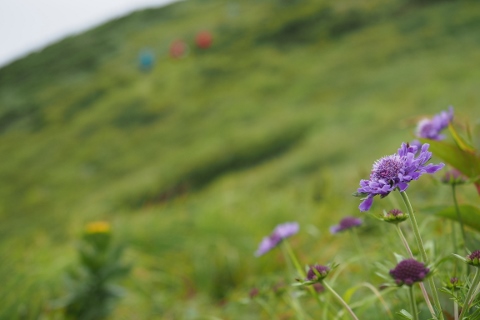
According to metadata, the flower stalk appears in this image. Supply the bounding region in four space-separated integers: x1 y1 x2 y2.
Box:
399 191 443 320
409 286 419 320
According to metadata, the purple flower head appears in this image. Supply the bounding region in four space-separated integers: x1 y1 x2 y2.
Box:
415 106 454 141
306 264 330 282
466 250 480 267
389 259 430 286
356 143 444 211
255 222 299 257
330 216 362 234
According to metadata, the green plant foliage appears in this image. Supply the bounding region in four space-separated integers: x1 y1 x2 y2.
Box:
423 205 480 232
52 223 130 320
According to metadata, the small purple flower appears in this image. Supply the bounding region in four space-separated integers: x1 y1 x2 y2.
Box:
255 222 299 257
390 259 430 286
330 216 362 234
306 264 330 282
356 143 444 211
415 106 454 141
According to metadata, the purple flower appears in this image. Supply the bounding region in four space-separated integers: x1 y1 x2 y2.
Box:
389 259 430 286
415 106 454 140
306 264 330 282
356 143 444 211
330 216 362 234
255 222 299 257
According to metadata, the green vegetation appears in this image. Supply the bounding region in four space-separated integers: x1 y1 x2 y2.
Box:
1 0 480 318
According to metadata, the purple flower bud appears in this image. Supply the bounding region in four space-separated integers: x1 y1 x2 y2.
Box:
389 259 430 286
441 169 467 186
383 209 409 224
306 264 330 282
466 250 480 267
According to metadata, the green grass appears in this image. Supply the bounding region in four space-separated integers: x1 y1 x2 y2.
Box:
1 0 480 318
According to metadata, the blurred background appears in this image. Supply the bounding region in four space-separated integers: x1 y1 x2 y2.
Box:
1 0 480 318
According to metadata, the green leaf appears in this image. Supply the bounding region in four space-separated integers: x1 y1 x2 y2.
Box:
423 204 480 232
396 309 413 319
424 140 480 181
448 123 475 153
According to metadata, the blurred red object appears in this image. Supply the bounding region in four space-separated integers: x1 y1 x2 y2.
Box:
170 40 188 58
195 31 213 49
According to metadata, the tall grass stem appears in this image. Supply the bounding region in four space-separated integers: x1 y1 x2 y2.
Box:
322 281 359 320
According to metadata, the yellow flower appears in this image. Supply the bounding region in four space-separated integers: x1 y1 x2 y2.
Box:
85 221 111 234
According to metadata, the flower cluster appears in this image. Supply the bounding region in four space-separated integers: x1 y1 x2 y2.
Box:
415 106 454 141
255 222 299 257
356 143 444 211
389 259 430 286
330 216 362 234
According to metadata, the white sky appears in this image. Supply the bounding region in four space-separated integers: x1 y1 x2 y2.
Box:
0 0 178 67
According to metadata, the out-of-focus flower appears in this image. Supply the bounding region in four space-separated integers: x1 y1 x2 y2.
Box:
195 31 213 49
306 264 330 282
389 259 430 286
415 106 454 141
249 287 259 299
441 168 468 186
85 221 111 234
355 143 444 211
330 216 362 234
255 222 299 256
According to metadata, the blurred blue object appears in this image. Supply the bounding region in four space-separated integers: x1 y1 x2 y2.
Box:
138 49 155 72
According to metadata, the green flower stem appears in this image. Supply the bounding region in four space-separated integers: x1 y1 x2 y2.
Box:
283 240 305 278
322 280 359 320
454 299 459 320
280 242 307 320
282 241 321 307
399 191 444 320
396 224 414 258
396 224 435 317
409 286 419 320
452 185 468 253
459 268 480 319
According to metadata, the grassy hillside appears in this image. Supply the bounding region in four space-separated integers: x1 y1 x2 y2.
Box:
1 0 480 318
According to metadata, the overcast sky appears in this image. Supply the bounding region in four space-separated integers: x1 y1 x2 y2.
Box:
0 0 179 67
